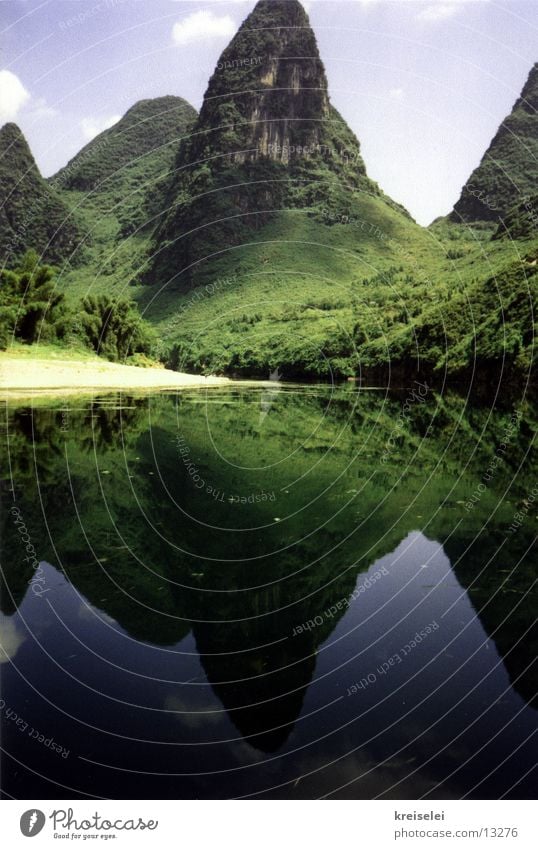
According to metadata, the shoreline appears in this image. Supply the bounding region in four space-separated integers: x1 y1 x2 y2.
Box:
0 354 230 399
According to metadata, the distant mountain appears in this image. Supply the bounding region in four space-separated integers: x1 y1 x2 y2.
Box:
449 63 538 224
0 122 80 266
52 96 197 194
52 96 197 240
148 0 414 289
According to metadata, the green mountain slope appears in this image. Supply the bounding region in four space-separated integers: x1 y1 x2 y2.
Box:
3 0 534 390
52 96 197 194
148 0 400 287
142 0 444 377
0 123 80 266
54 96 197 290
449 62 538 224
363 246 537 385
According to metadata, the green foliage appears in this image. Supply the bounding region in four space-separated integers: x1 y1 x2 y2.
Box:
79 294 155 361
0 251 66 347
450 63 538 223
52 96 197 195
493 193 538 241
0 123 81 266
43 97 198 305
1 11 534 389
146 0 400 288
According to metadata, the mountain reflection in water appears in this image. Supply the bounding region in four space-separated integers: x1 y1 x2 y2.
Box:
1 387 536 799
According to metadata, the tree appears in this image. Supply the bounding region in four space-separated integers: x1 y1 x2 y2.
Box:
0 251 65 347
80 294 155 361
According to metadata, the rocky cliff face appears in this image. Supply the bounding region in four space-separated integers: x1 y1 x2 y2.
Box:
0 123 80 265
149 0 388 288
190 0 333 166
450 62 538 224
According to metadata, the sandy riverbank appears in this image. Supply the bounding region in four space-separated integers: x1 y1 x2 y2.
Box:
0 355 230 398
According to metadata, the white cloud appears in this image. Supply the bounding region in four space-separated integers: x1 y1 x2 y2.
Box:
0 70 30 124
417 4 459 21
390 87 405 99
172 10 236 46
414 0 489 20
80 113 121 142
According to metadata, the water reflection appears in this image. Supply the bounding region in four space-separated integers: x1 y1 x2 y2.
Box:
0 388 536 798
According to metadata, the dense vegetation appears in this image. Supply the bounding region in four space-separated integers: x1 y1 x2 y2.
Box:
0 0 535 390
0 123 80 265
147 0 406 289
45 96 198 294
78 294 155 360
0 251 154 361
0 250 65 347
449 62 538 223
52 96 197 195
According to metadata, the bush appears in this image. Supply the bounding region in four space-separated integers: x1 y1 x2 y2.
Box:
79 294 155 361
0 250 65 347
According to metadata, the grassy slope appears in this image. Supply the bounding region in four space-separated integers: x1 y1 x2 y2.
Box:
139 193 445 377
369 218 538 383
137 199 536 388
53 187 536 386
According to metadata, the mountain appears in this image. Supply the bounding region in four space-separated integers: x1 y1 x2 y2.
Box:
0 122 80 266
147 0 418 289
51 95 196 200
412 61 538 389
492 192 538 240
8 0 531 389
52 95 197 228
449 63 538 224
51 96 197 286
141 0 445 380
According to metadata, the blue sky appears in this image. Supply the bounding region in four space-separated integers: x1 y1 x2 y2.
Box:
1 0 536 224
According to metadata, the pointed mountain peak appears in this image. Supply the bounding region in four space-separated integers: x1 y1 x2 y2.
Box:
194 0 332 166
516 61 538 112
247 0 311 26
0 123 80 264
1 121 27 143
0 122 40 173
449 61 538 223
149 0 409 288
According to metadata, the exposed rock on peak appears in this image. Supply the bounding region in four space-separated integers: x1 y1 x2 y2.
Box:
148 0 398 287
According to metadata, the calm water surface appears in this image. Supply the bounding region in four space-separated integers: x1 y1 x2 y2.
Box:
1 386 536 798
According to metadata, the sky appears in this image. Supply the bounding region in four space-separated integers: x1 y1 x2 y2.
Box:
1 0 537 225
